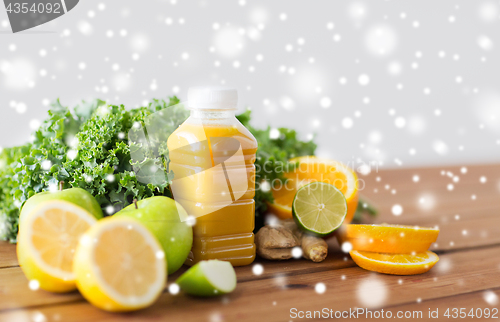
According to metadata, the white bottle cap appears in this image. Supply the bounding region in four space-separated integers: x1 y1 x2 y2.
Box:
187 86 238 110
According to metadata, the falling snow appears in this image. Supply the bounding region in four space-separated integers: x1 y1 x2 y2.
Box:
391 204 403 216
364 24 398 56
291 247 303 258
358 74 370 86
1 8 500 297
315 283 326 294
28 280 40 291
168 283 180 295
341 242 353 253
252 264 264 276
483 291 499 306
356 277 388 308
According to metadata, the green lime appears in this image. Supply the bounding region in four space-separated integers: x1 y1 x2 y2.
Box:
292 182 347 237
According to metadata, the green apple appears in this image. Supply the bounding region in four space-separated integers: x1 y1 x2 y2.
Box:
20 186 103 227
115 196 193 275
176 260 236 296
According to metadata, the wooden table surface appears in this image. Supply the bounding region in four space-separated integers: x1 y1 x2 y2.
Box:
1 164 500 321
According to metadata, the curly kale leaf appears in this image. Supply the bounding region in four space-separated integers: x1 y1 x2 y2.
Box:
0 99 101 241
0 98 181 242
0 98 316 241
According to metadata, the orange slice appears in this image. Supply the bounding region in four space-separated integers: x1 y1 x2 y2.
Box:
338 224 439 254
267 156 359 223
350 250 439 275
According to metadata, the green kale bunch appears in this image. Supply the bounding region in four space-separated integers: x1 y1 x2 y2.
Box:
0 98 316 242
0 97 185 242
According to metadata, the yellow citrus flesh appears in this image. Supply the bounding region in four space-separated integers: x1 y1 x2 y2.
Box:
73 217 166 312
350 250 439 275
267 156 358 222
17 200 97 292
338 224 440 254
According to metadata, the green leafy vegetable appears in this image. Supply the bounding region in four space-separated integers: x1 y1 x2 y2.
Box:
351 197 378 224
237 109 317 229
0 98 315 242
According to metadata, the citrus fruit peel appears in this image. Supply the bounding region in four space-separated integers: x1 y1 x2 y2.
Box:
338 224 439 254
350 250 439 275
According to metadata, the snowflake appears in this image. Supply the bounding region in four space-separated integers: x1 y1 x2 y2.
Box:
342 117 353 129
477 35 494 51
394 117 406 128
356 277 388 308
168 283 180 295
292 247 302 258
478 2 499 23
364 24 398 56
315 283 326 294
252 264 264 275
358 74 370 86
483 291 499 305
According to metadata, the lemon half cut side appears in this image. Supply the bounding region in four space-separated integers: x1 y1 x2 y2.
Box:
73 217 167 312
17 200 98 292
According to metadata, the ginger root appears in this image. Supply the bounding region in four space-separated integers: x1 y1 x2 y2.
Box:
300 234 328 262
255 225 300 260
255 220 328 262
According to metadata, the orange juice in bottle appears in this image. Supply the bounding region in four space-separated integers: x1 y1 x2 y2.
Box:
167 87 257 266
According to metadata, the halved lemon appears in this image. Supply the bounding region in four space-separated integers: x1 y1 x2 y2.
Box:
73 217 166 312
350 250 439 275
267 156 359 223
17 200 98 292
338 224 439 254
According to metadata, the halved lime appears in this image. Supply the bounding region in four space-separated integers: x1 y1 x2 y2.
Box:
292 182 347 237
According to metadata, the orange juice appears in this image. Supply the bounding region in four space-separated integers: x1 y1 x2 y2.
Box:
167 87 257 266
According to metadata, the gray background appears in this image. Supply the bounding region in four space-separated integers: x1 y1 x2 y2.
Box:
1 0 499 169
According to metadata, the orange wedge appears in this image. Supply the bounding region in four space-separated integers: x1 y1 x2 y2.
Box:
338 224 440 254
350 250 439 275
267 156 359 223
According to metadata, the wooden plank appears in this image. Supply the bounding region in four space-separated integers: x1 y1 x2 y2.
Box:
376 288 500 321
0 267 82 311
0 262 193 312
0 242 17 268
1 245 499 322
428 215 500 251
361 180 500 217
0 248 355 311
1 163 498 321
356 164 500 253
237 249 354 283
360 163 500 188
360 163 500 205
